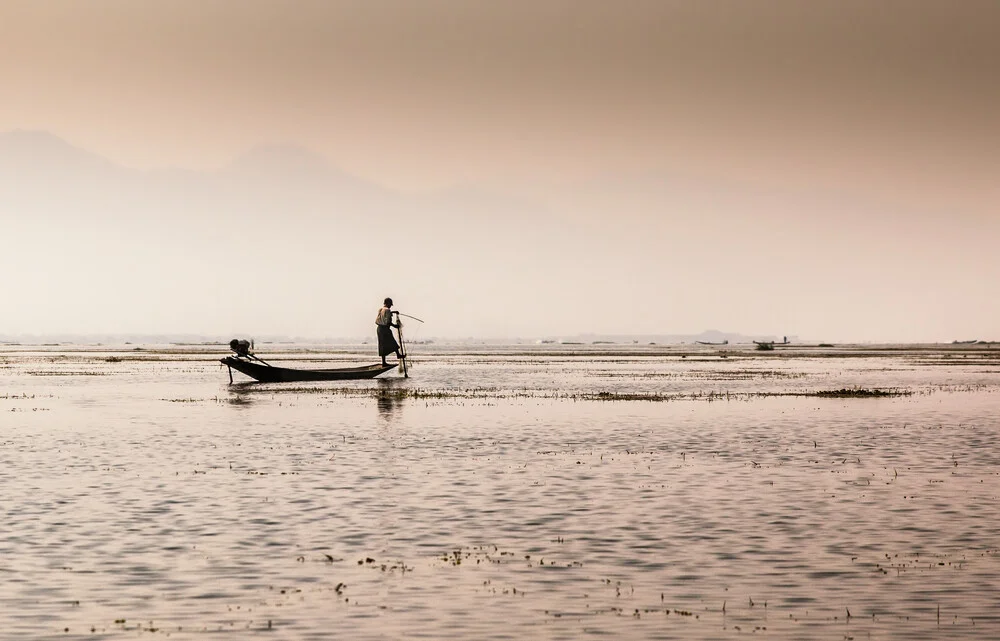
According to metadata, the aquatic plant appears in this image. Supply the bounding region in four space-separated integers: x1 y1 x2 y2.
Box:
811 387 910 398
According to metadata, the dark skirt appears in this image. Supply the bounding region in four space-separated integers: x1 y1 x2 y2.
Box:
377 325 400 357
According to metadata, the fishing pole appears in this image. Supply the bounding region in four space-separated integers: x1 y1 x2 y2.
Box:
248 353 271 367
396 315 408 378
389 312 421 378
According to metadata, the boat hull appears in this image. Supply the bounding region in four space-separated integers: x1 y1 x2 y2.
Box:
221 356 397 382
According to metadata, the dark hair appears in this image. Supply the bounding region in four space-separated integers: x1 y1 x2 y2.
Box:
384 297 393 306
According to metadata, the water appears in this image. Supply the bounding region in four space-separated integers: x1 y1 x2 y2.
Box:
2 343 999 639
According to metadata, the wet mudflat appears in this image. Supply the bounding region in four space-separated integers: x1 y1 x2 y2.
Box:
1 343 999 639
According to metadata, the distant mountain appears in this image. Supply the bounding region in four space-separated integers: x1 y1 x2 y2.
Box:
0 129 116 167
0 130 382 194
0 129 579 338
230 143 331 178
0 130 397 224
0 129 129 186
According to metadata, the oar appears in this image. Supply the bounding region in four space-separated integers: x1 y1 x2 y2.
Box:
249 353 272 367
393 312 408 378
395 312 425 323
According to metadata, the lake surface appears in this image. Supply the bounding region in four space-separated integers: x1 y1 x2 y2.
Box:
2 342 999 639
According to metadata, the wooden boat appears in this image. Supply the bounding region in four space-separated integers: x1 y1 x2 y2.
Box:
221 356 397 383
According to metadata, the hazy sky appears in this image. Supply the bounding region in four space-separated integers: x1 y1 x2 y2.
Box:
1 1 997 341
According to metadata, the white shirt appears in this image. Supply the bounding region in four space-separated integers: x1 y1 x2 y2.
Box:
376 306 393 326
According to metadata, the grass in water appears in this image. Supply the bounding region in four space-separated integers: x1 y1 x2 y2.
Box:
228 385 912 402
808 388 910 398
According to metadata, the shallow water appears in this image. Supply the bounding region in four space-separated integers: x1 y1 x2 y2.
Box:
2 343 999 639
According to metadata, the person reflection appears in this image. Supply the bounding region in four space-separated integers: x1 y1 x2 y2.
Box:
226 382 256 406
376 379 401 421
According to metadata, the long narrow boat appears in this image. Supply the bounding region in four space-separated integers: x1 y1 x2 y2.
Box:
221 356 397 383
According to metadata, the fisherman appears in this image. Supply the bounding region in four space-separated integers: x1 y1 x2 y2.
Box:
375 297 403 366
229 338 252 357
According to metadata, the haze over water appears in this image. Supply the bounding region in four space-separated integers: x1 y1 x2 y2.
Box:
3 342 999 639
2 2 999 341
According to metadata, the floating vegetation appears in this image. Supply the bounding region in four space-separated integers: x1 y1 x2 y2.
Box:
251 386 511 400
721 388 913 400
355 556 412 573
225 384 915 403
587 369 806 380
25 370 108 376
592 386 915 401
579 391 678 402
432 544 582 571
808 388 911 398
687 369 805 381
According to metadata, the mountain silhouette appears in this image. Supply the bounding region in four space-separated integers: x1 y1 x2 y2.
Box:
0 129 569 299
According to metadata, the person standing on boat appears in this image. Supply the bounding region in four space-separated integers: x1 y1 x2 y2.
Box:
376 297 403 366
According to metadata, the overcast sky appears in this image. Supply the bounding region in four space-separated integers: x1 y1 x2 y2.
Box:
1 1 997 341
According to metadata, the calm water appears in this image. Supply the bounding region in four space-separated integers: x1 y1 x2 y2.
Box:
2 343 999 639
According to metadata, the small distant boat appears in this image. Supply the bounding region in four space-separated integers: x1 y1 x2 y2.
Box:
696 339 728 345
222 356 396 383
952 339 978 345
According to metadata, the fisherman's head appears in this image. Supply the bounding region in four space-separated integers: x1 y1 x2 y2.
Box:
384 297 393 307
229 338 250 356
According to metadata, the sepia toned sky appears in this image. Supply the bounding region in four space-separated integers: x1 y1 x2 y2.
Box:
0 1 997 341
